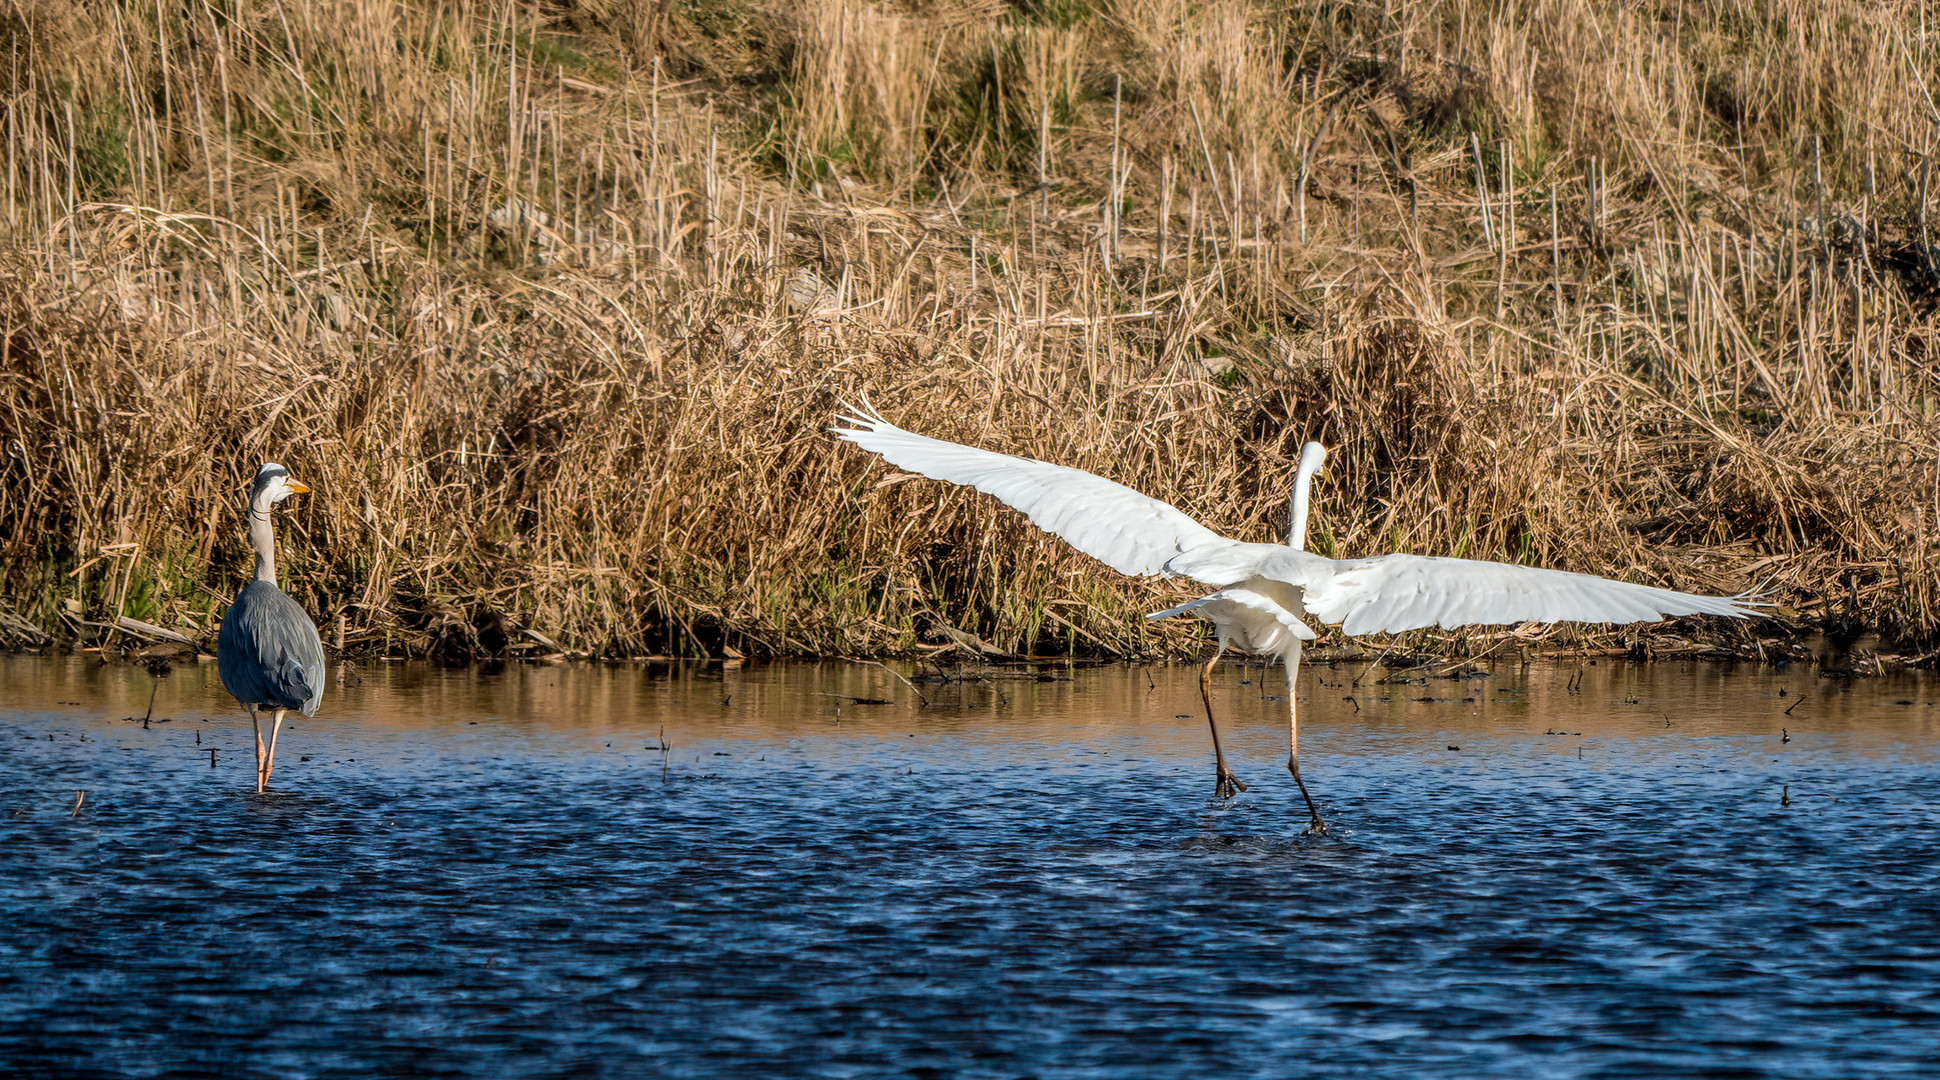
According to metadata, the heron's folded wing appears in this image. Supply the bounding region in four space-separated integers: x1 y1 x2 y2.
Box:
272 646 326 715
230 584 326 714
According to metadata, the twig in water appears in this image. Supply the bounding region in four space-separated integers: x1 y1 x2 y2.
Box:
856 659 929 707
814 693 895 706
1352 643 1398 687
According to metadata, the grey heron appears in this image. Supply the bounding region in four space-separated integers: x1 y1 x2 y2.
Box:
832 404 1759 834
216 463 326 794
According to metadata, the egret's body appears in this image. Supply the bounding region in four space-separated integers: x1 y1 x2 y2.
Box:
1149 442 1327 807
833 405 1758 832
217 463 325 793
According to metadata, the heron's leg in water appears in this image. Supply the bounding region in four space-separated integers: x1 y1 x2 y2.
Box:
1199 639 1247 799
262 710 287 789
1283 640 1326 834
249 705 266 794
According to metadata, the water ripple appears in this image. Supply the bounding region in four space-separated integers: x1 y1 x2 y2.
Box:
3 656 1938 1078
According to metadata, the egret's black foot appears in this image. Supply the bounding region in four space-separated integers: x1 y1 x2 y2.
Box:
1286 760 1324 834
1214 769 1248 799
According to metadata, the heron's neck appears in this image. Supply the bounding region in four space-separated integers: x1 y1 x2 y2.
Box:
248 500 278 583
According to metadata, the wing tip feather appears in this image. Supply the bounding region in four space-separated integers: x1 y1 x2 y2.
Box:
831 394 895 440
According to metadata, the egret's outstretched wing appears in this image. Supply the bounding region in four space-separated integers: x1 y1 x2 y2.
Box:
833 406 1760 636
1284 552 1759 636
834 403 1237 579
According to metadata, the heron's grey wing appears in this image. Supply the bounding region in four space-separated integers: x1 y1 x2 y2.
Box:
218 580 326 714
1297 553 1759 636
834 404 1241 579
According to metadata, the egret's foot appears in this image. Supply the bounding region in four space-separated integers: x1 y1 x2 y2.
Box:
1214 769 1248 799
1286 760 1324 834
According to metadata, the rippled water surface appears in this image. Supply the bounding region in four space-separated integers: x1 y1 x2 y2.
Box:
4 652 1939 1078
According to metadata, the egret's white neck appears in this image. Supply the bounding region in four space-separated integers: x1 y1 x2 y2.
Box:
1287 465 1320 549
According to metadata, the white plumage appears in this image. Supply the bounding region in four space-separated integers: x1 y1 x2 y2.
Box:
1149 586 1316 656
832 410 1226 576
833 402 1759 831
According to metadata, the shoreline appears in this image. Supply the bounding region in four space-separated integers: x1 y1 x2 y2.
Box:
3 0 1934 665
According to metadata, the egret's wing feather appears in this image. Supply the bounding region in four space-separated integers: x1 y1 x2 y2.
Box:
1160 539 1297 586
1298 554 1758 635
834 404 1237 579
1148 587 1317 645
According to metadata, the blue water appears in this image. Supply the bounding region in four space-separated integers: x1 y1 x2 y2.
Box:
3 655 1938 1078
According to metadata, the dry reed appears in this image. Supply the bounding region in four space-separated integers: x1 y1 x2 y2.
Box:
0 0 1936 667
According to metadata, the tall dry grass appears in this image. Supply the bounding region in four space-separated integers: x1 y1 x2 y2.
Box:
0 0 1935 664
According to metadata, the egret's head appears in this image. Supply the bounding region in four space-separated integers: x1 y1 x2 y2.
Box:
248 462 311 508
1297 441 1328 479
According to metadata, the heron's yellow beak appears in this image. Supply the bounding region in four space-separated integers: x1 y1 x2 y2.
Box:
286 480 311 494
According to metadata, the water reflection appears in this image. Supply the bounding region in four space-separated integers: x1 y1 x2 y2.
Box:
3 653 1938 1078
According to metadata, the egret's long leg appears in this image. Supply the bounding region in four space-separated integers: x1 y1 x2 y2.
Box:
1199 638 1247 798
1283 640 1327 834
249 705 267 794
262 710 287 790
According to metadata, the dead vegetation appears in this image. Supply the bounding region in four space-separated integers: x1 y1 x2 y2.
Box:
0 0 1936 666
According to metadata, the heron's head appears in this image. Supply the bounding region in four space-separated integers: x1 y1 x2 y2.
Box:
249 462 311 508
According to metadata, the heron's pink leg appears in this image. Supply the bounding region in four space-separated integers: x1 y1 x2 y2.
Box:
249 705 267 794
262 710 286 789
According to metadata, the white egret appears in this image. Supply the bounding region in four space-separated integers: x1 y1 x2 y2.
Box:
217 463 326 794
1148 441 1327 805
832 404 1758 833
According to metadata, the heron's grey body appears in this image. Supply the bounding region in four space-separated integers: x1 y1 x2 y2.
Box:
218 579 324 715
216 463 324 791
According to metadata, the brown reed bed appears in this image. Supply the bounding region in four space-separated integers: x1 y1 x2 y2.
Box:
1 0 1936 668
